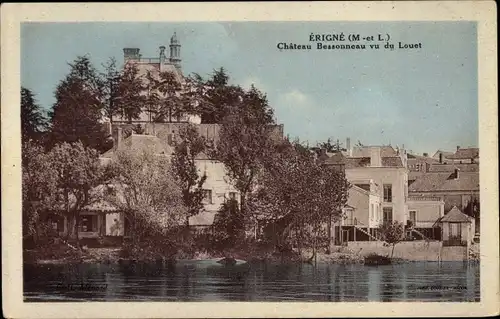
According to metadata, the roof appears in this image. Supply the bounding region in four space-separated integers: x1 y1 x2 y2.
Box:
440 206 473 223
351 145 397 157
101 133 173 158
446 148 479 160
432 150 454 159
429 163 479 172
408 171 479 192
407 154 439 163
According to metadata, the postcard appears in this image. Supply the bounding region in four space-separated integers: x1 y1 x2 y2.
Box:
1 2 498 318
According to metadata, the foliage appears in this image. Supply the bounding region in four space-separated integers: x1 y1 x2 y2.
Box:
22 141 58 239
106 149 186 244
171 124 208 227
250 139 350 255
48 142 104 245
21 87 48 144
213 85 276 217
317 138 346 153
144 70 184 122
379 221 405 258
49 56 111 152
211 199 246 250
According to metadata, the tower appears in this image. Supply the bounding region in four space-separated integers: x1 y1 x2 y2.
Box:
169 32 181 69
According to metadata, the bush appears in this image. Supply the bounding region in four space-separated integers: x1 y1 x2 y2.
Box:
364 253 392 266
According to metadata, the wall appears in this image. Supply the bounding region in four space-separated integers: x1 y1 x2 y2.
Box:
409 191 480 213
346 167 408 224
344 187 370 226
407 198 444 228
346 241 468 261
192 159 239 226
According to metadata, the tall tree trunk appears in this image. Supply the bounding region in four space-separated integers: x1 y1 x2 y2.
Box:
391 244 396 258
327 214 332 254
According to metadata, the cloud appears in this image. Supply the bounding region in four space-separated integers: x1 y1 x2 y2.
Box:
279 89 310 106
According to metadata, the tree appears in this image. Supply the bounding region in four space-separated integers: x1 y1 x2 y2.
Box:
22 141 58 242
249 140 349 257
211 199 245 250
48 141 104 247
49 56 111 152
115 62 146 123
317 138 346 153
21 87 47 144
145 70 184 122
213 85 276 218
106 149 186 244
184 68 245 124
380 221 405 258
171 124 208 228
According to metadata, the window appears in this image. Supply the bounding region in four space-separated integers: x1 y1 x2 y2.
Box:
79 215 98 232
383 184 392 202
409 210 417 225
383 208 393 223
228 192 236 201
202 189 213 204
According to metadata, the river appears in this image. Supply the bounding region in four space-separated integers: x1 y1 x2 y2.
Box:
24 261 479 302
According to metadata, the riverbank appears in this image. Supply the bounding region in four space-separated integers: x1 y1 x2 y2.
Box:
24 241 479 265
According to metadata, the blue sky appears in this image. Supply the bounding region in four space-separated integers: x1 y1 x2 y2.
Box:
21 22 478 155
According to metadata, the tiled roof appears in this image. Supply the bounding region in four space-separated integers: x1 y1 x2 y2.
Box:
381 157 404 168
351 146 397 157
408 172 479 192
101 134 174 158
429 163 479 172
407 155 439 163
432 150 454 159
323 152 346 165
440 206 473 223
446 148 479 160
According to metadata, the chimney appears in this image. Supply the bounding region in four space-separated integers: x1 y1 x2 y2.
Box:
116 127 123 150
439 153 443 164
423 152 428 157
457 145 460 152
454 168 460 179
370 147 382 167
159 45 166 61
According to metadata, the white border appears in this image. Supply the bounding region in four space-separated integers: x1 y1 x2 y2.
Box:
2 2 498 318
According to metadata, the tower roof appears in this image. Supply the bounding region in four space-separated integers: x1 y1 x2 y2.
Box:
170 32 179 45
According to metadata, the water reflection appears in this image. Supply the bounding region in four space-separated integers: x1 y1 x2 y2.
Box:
23 261 480 302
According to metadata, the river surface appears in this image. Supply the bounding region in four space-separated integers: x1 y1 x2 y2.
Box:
24 261 479 302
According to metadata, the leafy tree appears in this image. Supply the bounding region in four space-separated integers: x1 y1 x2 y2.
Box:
144 70 184 122
184 68 245 124
115 62 146 123
106 149 186 244
21 87 47 144
22 141 58 242
250 140 349 258
49 56 110 152
211 199 245 250
48 141 104 247
213 86 276 218
317 138 346 153
171 124 208 228
380 221 405 258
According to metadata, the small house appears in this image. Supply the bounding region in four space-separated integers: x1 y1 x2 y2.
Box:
440 206 475 246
